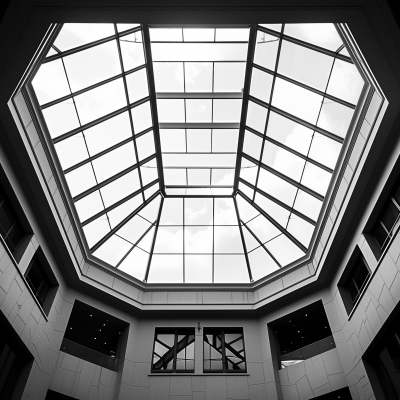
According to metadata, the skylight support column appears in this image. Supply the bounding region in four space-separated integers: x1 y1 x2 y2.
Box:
144 196 164 282
90 190 160 253
142 25 166 196
233 197 253 282
241 223 282 269
233 24 257 193
114 24 145 202
239 190 307 253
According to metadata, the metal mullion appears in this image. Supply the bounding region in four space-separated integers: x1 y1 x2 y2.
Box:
252 64 355 110
53 96 150 144
256 25 353 64
221 330 227 372
44 26 142 64
166 185 232 189
142 25 166 196
73 154 156 202
243 153 324 202
238 189 307 253
90 190 159 253
164 166 234 169
212 198 215 283
156 92 243 100
252 25 284 202
160 123 239 129
241 221 282 268
115 222 153 267
183 198 185 283
233 24 257 193
114 24 145 202
233 197 253 282
173 331 178 370
144 196 164 282
244 125 333 174
59 53 110 227
239 178 316 226
81 179 158 226
41 65 146 110
64 136 135 174
64 126 152 174
248 95 344 144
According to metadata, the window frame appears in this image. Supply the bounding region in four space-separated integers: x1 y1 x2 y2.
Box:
371 183 400 253
0 172 31 263
24 249 59 315
203 328 247 373
338 247 371 315
151 328 195 373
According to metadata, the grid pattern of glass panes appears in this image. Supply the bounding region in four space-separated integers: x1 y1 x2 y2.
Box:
238 23 364 255
32 24 160 251
31 23 365 284
151 27 249 195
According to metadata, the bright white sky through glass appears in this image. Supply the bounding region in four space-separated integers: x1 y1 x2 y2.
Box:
31 23 364 284
151 27 249 195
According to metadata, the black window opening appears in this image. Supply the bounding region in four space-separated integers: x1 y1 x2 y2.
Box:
25 257 51 307
368 309 400 399
61 300 128 371
203 328 246 373
269 301 335 369
0 311 33 400
0 184 24 255
372 184 400 252
24 252 58 315
152 329 195 373
339 253 370 314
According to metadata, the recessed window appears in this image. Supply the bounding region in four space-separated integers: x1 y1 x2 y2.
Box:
269 301 335 369
0 184 24 255
0 311 33 400
24 251 59 315
368 309 400 399
61 300 129 371
152 328 195 372
338 250 370 314
203 328 246 373
371 183 400 252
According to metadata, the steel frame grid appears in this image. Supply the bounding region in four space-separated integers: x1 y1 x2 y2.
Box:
29 22 363 285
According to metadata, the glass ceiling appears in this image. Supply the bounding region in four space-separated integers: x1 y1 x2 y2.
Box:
31 23 364 283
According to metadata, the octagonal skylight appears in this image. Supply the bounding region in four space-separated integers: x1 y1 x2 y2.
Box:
31 23 364 283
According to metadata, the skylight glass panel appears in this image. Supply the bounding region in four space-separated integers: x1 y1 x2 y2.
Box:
152 28 248 194
237 23 363 273
33 22 364 284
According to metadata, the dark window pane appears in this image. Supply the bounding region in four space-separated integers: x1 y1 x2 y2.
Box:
381 201 400 234
373 221 389 248
25 258 52 307
0 203 14 236
152 330 194 372
5 224 23 253
203 330 246 372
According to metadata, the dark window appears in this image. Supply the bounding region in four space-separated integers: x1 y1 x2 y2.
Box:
0 311 33 400
343 256 370 305
62 300 128 371
152 329 195 372
369 310 400 399
269 301 335 369
203 328 246 373
0 185 24 255
25 257 52 308
372 184 400 251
